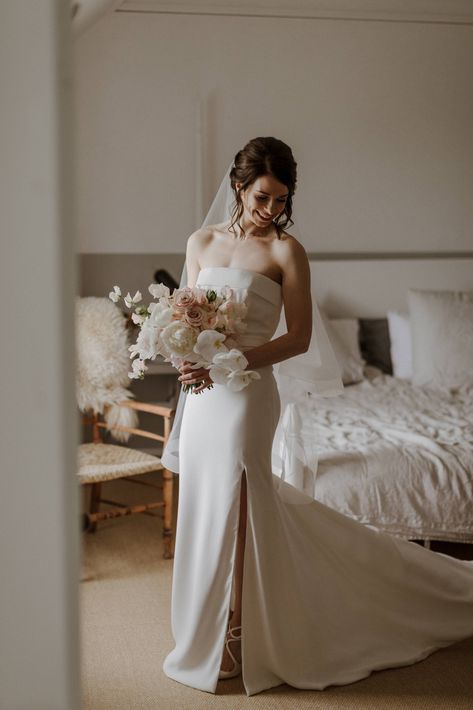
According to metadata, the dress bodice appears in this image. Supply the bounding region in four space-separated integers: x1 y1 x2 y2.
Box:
196 267 282 350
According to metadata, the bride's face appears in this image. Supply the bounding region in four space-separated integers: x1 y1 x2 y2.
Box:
236 174 289 229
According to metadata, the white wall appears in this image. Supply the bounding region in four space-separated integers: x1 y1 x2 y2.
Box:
74 9 473 254
0 3 80 709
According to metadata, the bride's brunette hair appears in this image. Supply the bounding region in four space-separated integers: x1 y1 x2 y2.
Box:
229 136 297 237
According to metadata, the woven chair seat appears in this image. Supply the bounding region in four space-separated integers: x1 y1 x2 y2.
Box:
78 443 163 483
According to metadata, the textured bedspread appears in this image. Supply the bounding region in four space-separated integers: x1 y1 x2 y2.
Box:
272 375 473 542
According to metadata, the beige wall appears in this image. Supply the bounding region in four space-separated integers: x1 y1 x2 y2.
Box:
74 10 473 255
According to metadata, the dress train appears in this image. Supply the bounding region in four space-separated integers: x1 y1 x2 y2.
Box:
162 267 473 696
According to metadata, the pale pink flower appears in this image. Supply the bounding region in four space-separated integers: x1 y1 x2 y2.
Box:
202 311 219 329
184 305 205 327
173 287 196 311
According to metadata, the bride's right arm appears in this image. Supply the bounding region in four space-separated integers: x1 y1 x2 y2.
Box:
184 229 211 287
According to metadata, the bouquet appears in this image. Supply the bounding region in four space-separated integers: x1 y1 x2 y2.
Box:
109 283 261 393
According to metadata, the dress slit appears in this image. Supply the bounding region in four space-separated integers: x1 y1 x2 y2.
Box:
219 467 247 669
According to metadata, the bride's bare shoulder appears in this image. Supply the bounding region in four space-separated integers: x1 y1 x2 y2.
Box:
276 230 308 259
187 222 227 246
273 231 310 282
187 226 213 247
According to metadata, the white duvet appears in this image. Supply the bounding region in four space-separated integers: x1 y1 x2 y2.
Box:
272 374 473 542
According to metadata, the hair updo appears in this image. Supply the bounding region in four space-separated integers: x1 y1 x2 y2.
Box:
229 136 297 238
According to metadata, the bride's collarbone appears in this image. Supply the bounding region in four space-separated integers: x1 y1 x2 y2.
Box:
201 234 283 283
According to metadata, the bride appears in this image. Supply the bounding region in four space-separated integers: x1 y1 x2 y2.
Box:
161 137 473 697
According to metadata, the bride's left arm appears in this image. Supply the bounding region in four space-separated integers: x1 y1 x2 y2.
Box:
244 238 312 371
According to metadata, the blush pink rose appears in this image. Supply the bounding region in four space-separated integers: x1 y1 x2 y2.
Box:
202 311 219 329
174 288 196 312
184 306 205 327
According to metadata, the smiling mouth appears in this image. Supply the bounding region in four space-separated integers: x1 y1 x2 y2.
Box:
256 211 272 221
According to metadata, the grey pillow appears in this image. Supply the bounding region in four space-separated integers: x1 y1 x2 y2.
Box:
358 318 393 375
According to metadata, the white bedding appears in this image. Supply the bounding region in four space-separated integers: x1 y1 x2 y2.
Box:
272 374 473 542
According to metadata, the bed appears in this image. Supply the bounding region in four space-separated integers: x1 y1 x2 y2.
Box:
271 257 473 543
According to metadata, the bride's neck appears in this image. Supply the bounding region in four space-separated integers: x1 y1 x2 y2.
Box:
235 216 273 239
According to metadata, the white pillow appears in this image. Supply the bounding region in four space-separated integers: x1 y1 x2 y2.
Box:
408 289 473 388
323 316 365 385
387 311 413 380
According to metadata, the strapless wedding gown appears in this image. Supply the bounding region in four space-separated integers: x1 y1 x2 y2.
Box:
162 266 473 697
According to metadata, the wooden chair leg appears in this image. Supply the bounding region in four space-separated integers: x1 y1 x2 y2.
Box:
162 467 174 559
88 482 102 533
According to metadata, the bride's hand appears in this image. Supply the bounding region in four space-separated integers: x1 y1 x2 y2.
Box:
178 361 213 393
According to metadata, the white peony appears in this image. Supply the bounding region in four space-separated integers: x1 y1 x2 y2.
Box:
160 320 198 358
148 301 173 327
194 330 228 362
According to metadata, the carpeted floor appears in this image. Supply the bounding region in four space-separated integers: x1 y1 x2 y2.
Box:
80 472 473 710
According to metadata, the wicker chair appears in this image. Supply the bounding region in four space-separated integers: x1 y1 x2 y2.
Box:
80 400 175 559
77 297 175 559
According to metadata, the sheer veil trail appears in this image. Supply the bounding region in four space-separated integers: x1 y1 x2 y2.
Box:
161 162 343 475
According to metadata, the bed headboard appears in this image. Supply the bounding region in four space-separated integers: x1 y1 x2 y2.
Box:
309 256 473 318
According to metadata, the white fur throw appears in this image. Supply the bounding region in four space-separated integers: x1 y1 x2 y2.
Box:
76 297 138 441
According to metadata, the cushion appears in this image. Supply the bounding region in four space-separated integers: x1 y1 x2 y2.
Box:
387 311 413 380
408 289 473 388
324 317 365 385
358 318 393 375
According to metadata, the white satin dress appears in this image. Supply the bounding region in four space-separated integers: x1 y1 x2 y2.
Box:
162 266 473 697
